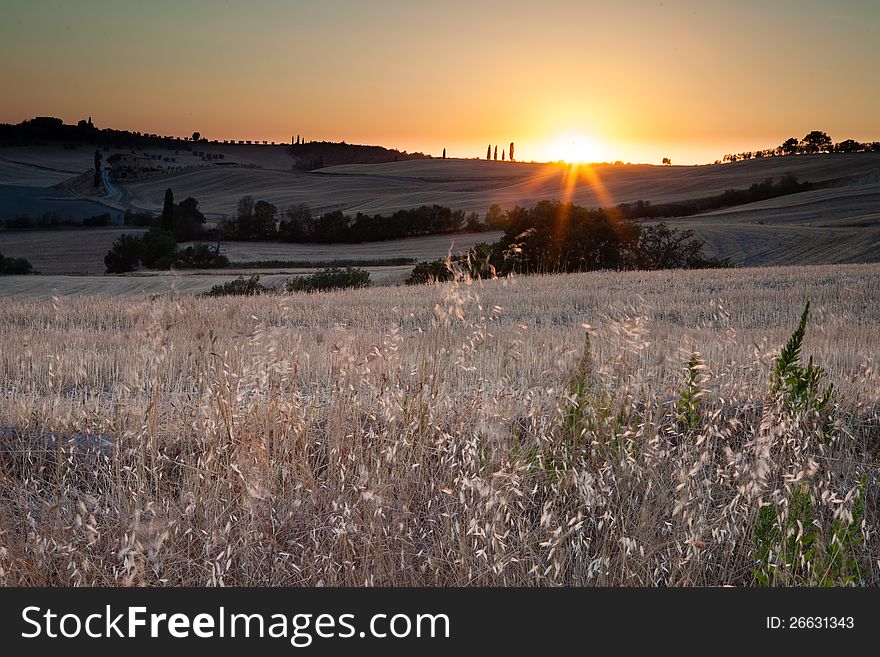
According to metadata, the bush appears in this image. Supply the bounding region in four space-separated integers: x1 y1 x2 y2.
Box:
140 229 178 269
634 222 728 270
285 267 370 293
175 244 229 269
0 252 34 275
405 259 453 285
104 234 143 273
104 228 180 273
203 275 273 297
404 245 496 285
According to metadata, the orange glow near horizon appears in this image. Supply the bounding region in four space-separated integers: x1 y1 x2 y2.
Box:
1 2 878 166
542 133 608 165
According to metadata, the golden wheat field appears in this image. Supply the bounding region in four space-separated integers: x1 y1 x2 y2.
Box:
0 263 878 586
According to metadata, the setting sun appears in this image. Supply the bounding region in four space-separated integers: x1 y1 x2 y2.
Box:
547 133 605 164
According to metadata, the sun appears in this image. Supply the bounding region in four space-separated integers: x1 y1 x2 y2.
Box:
550 133 603 164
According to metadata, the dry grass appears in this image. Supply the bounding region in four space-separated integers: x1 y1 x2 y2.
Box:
0 263 878 585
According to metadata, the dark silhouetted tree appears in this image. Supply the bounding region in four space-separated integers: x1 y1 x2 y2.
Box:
781 137 799 155
502 149 506 161
173 196 206 241
662 157 672 165
442 148 446 159
278 204 313 242
0 252 34 275
104 234 143 273
192 131 201 142
493 145 498 161
835 139 862 153
800 131 832 154
93 149 102 188
509 142 515 162
487 144 491 160
161 188 175 231
253 200 279 240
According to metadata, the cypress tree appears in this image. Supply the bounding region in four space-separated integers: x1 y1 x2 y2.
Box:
161 188 175 232
487 144 491 160
510 142 515 162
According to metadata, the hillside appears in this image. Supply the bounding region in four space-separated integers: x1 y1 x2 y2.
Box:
2 144 879 271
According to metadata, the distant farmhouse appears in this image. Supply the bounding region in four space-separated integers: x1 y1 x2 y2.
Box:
106 152 152 178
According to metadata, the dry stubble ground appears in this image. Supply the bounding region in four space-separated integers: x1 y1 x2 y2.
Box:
0 264 878 585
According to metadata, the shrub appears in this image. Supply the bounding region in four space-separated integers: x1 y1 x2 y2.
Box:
175 244 229 269
635 222 728 270
0 252 34 275
203 275 273 297
140 229 179 269
104 234 143 273
285 267 370 293
405 259 452 285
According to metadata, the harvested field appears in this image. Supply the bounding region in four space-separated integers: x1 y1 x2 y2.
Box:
0 263 877 585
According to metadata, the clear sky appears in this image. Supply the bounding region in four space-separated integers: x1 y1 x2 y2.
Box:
1 0 878 164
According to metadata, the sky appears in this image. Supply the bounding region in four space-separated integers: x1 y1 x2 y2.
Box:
1 0 878 164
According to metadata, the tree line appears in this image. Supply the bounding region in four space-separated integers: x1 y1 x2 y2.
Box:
289 140 430 170
405 201 726 284
486 142 515 161
104 171 814 275
615 174 812 220
216 197 485 243
721 131 880 163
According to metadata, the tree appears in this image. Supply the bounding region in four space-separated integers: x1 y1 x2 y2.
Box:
835 139 862 153
93 149 102 188
175 243 229 269
0 252 33 275
487 144 491 160
140 229 178 269
509 142 515 162
253 200 279 240
192 131 201 142
278 204 313 242
173 196 206 241
104 234 143 273
800 130 832 154
780 137 799 155
161 188 175 232
493 145 498 161
662 157 671 165
635 222 717 269
442 148 446 159
502 149 506 161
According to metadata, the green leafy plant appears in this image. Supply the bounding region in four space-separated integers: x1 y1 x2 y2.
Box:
752 478 866 586
770 301 833 416
676 352 704 430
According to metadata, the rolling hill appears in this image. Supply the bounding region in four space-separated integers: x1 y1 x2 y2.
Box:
1 142 879 285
